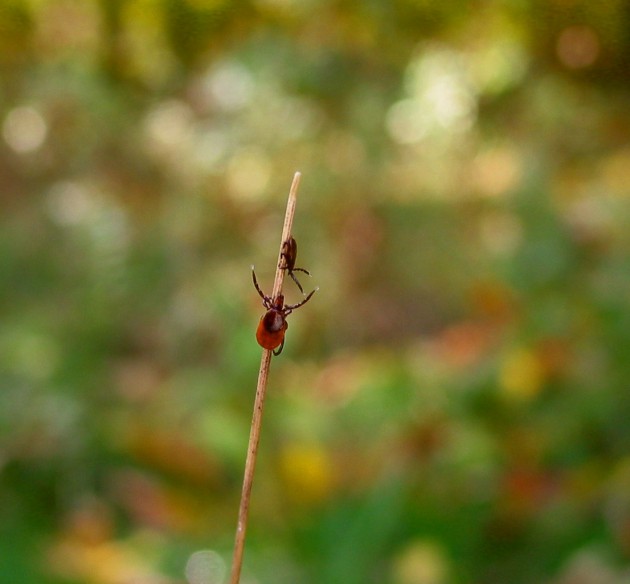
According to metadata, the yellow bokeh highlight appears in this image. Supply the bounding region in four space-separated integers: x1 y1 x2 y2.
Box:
392 539 450 584
499 347 545 401
600 147 630 197
278 443 335 505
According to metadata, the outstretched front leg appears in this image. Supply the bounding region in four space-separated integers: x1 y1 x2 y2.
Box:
251 266 271 308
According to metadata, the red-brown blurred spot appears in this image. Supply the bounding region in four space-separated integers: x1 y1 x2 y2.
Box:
536 337 571 381
470 280 517 323
62 498 114 546
109 469 200 533
557 25 600 69
401 416 450 462
500 466 558 521
429 321 499 369
312 354 362 404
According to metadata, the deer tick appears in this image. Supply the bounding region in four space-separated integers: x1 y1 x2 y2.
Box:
279 236 312 295
252 266 316 355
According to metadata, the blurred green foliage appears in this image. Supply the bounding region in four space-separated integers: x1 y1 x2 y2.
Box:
1 1 630 583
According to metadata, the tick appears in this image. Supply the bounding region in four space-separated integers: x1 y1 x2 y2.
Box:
252 266 316 355
279 236 312 295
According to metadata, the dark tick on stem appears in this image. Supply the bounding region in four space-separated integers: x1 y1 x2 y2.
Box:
251 266 316 355
279 236 312 295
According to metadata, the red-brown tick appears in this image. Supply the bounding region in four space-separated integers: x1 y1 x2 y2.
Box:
279 236 312 295
252 266 316 355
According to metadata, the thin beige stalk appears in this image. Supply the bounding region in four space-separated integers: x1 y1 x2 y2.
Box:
229 171 302 584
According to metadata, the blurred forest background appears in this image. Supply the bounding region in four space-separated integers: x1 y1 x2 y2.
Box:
2 1 630 583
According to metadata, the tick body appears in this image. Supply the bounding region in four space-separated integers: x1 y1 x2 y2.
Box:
252 266 316 356
255 296 289 354
279 236 312 295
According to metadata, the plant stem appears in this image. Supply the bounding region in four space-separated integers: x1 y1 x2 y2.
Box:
229 171 302 584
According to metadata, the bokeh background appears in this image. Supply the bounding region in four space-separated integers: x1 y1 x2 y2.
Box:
2 1 630 583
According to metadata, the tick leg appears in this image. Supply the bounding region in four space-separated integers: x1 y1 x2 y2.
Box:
273 337 285 356
251 266 272 308
288 267 312 295
285 287 318 312
251 266 265 299
289 272 305 295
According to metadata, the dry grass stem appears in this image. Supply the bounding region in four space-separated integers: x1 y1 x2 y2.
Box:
229 171 302 584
